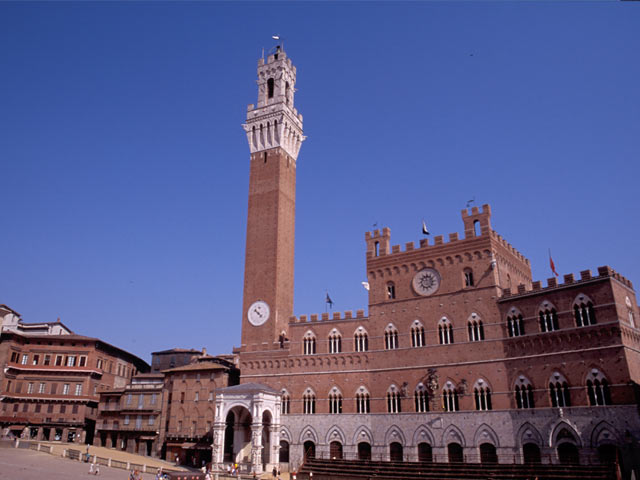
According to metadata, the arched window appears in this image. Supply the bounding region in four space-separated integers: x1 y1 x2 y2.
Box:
354 327 369 352
549 372 571 407
387 385 402 413
507 308 525 337
329 387 343 414
303 388 316 414
328 329 342 354
629 310 636 328
285 82 290 105
384 324 399 350
442 381 459 412
414 383 429 412
355 386 370 414
539 302 559 332
411 320 425 347
281 389 290 414
303 331 316 355
438 317 454 345
473 379 492 411
267 78 275 99
463 268 474 287
586 369 611 406
574 295 596 327
514 376 535 409
468 313 484 341
386 282 396 300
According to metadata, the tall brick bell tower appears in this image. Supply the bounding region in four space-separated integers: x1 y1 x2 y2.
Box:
240 46 304 351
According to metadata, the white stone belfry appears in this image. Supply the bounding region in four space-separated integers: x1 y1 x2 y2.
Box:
242 46 305 162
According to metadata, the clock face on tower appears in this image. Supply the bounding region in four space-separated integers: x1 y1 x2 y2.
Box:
248 300 271 326
412 268 441 296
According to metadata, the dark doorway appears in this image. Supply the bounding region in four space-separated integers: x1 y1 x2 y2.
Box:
224 411 235 462
418 443 433 462
390 442 403 462
558 443 580 465
523 443 541 464
303 441 315 461
329 441 343 460
597 444 618 465
279 440 290 463
84 419 95 444
358 442 371 461
448 443 463 463
479 443 497 464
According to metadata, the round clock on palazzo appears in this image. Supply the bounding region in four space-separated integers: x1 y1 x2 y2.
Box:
412 268 441 296
248 300 270 326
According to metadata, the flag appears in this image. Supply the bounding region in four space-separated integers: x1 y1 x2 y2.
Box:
422 220 430 235
549 249 559 277
362 282 370 291
325 293 334 307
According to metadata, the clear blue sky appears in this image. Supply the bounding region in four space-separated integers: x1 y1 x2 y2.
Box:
2 2 639 364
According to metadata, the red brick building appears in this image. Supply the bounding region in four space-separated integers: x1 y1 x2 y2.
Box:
209 46 640 474
0 305 149 443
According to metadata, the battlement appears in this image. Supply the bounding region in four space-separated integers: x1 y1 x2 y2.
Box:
500 266 633 299
490 231 530 265
289 310 366 324
258 48 296 73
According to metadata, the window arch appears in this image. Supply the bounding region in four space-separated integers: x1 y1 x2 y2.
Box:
414 383 429 412
473 379 492 411
329 387 343 414
438 317 454 345
303 388 316 414
514 376 534 409
267 78 275 98
387 385 402 413
355 386 370 414
442 381 459 412
384 324 399 350
507 307 525 337
303 331 316 355
468 313 484 341
328 329 342 354
586 369 611 406
549 372 571 407
386 282 396 300
539 302 559 332
354 326 369 352
281 389 291 414
573 294 596 327
463 268 474 287
411 320 425 347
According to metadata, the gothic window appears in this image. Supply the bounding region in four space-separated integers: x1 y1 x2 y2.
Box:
464 268 474 287
473 379 492 411
303 388 316 414
303 331 316 355
442 382 459 412
387 282 396 300
514 376 535 409
411 320 425 347
328 329 342 354
267 78 275 99
354 327 369 352
573 295 596 327
414 383 429 412
549 372 571 407
507 308 525 337
285 82 290 105
468 313 484 341
629 311 636 328
539 303 559 332
387 385 402 413
356 386 370 414
439 317 454 345
329 387 343 414
384 324 399 350
586 369 611 406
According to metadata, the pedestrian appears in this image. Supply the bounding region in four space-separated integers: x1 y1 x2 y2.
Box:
94 464 100 475
272 466 277 478
89 462 94 474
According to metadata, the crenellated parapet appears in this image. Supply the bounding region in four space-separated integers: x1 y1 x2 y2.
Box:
288 309 367 324
501 265 634 298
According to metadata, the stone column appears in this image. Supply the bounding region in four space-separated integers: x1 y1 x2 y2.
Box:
62 428 69 443
250 423 263 475
269 424 280 468
211 423 226 468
